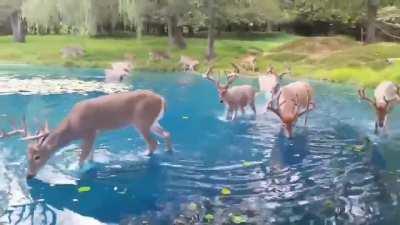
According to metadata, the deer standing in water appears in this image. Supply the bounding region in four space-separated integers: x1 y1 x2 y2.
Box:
358 81 400 134
1 90 172 179
105 61 133 83
204 64 256 120
260 67 315 138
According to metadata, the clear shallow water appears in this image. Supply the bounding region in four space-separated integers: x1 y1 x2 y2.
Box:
1 65 400 225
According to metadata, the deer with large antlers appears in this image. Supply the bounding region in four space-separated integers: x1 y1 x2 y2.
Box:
358 81 400 134
2 90 172 179
266 77 315 138
203 64 256 120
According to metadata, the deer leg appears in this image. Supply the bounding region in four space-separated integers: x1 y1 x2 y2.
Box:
374 121 379 134
251 101 256 115
151 122 172 152
138 125 158 156
383 115 389 135
226 108 233 120
241 107 245 115
232 109 238 120
79 132 96 167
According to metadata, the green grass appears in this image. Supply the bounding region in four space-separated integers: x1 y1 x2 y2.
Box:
0 33 296 71
262 36 400 87
2 34 400 87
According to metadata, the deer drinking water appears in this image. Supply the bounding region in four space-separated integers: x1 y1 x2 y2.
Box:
261 68 315 138
2 90 172 179
203 64 256 120
358 81 400 134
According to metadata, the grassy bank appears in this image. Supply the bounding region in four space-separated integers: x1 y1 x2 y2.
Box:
0 33 296 71
1 34 400 87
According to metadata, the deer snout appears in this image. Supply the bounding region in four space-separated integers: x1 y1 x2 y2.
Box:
26 174 35 180
283 122 293 139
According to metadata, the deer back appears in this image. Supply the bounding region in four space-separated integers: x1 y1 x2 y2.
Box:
259 73 280 93
67 91 165 132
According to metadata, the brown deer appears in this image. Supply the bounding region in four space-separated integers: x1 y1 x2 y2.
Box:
358 81 400 134
104 61 134 83
204 64 256 120
2 90 172 179
267 81 315 138
148 51 171 62
180 55 199 72
239 55 257 72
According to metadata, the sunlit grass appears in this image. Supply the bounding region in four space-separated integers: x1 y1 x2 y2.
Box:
0 33 297 71
1 34 400 86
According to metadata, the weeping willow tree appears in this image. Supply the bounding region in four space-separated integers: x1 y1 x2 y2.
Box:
57 0 88 34
21 0 59 34
0 0 26 42
22 0 119 36
119 0 148 40
119 0 190 48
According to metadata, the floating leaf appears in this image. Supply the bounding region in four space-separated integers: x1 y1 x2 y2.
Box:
242 161 253 168
204 213 214 222
221 187 231 196
188 202 198 211
78 186 91 193
352 145 365 152
230 214 248 224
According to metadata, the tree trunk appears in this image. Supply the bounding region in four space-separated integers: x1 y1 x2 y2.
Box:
206 0 216 60
365 0 379 43
10 10 26 43
167 15 186 49
266 21 272 33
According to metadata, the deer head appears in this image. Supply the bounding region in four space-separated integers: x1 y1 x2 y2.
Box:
358 88 397 128
261 66 291 95
268 92 310 138
0 117 52 179
22 121 55 179
204 64 239 103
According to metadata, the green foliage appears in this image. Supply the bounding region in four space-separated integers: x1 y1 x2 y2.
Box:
21 0 59 30
0 0 23 23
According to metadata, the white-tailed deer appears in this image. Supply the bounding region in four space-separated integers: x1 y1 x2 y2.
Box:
203 64 256 120
358 81 400 134
180 55 199 72
105 61 133 83
1 90 172 179
267 81 315 138
239 55 257 72
149 51 171 62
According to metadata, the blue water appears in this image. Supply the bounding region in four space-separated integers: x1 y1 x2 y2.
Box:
1 65 400 225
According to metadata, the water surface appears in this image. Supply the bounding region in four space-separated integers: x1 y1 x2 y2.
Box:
0 65 400 225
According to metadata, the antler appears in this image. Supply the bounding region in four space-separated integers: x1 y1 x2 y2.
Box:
267 65 275 74
267 92 285 120
225 73 238 88
231 63 240 74
0 117 28 139
358 88 376 106
21 120 50 141
279 66 291 79
203 66 219 87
